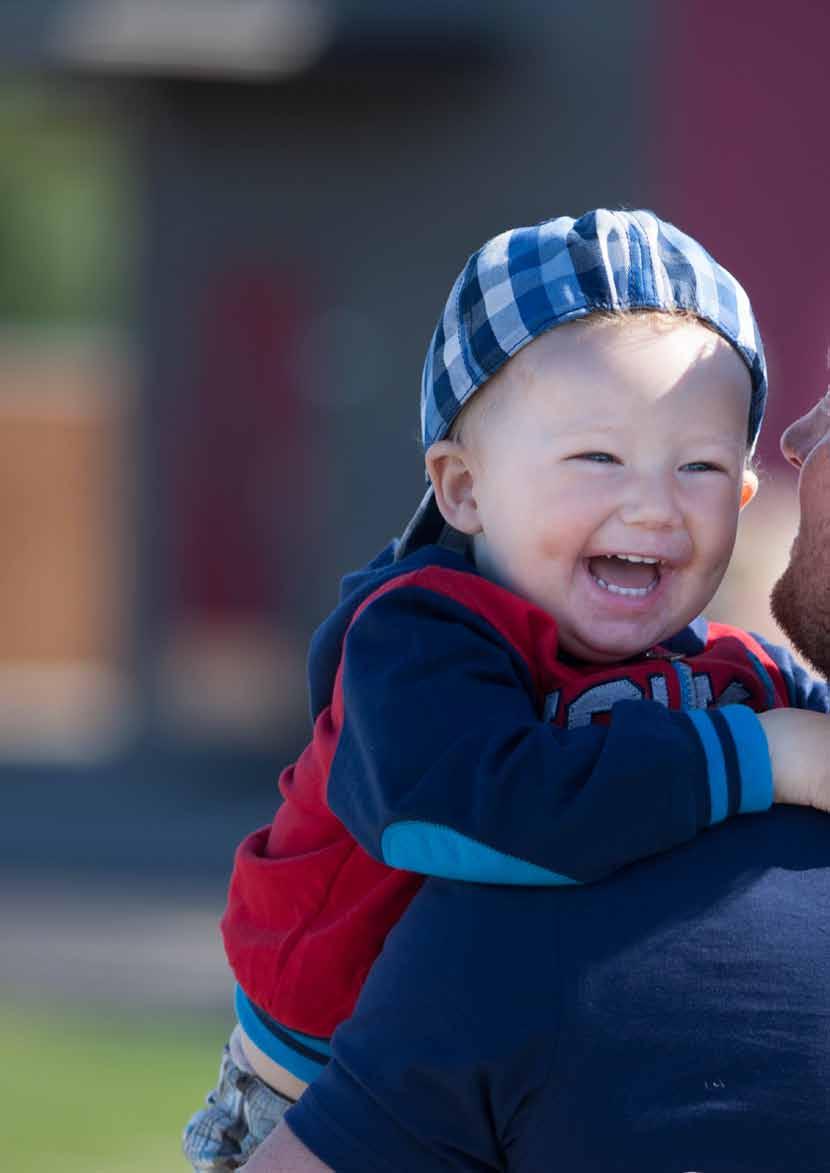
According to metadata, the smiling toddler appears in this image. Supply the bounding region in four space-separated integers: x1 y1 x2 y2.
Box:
183 209 830 1170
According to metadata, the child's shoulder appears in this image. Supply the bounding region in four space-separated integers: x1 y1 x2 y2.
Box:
664 616 787 661
349 544 556 649
677 618 830 714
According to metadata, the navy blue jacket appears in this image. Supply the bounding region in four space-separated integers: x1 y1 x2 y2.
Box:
224 541 828 1047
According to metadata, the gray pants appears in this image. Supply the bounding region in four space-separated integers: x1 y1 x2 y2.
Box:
182 1027 294 1171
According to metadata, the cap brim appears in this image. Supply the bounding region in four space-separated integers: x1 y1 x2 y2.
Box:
395 485 449 560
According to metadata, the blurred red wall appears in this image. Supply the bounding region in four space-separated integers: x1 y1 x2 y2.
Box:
657 1 830 472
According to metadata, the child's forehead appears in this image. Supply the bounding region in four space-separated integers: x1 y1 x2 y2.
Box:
511 312 720 370
484 313 751 432
493 313 726 403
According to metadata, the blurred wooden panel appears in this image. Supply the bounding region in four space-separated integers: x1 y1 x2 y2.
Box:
0 337 129 665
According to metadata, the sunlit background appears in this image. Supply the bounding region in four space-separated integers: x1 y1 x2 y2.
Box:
2 3 829 1169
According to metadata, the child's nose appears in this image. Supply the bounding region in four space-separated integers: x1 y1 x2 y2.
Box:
618 473 682 529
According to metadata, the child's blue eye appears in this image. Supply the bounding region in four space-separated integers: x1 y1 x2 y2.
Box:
682 461 721 473
574 452 618 464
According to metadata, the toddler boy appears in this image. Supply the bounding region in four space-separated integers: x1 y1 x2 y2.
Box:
183 208 830 1170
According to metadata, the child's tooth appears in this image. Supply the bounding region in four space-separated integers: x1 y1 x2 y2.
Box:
592 573 658 597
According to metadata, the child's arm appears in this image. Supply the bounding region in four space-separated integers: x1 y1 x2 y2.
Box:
742 633 830 811
321 571 802 887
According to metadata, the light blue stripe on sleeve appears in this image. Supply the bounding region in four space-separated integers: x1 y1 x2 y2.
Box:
381 821 580 886
684 710 728 824
717 704 773 813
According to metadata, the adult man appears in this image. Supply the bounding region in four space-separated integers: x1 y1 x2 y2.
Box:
245 393 830 1172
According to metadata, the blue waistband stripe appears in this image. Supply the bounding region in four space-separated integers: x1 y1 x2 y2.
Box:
235 985 330 1084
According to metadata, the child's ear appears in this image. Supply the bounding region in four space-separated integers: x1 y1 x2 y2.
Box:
425 440 483 534
739 468 759 510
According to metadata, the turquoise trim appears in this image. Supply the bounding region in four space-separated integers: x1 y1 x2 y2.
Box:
743 649 777 709
672 661 697 709
685 710 728 824
381 821 580 885
718 705 773 813
235 985 330 1084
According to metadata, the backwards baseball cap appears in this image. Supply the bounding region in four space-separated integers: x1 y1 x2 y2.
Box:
397 207 767 557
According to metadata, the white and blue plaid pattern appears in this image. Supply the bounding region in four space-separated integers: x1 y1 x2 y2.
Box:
421 208 767 451
182 1027 292 1170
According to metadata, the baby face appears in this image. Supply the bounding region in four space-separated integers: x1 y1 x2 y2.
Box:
438 316 756 663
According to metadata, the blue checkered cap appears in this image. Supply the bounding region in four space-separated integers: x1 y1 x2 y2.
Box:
421 208 767 452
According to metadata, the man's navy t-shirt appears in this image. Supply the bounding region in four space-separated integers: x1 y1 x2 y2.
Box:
287 807 830 1172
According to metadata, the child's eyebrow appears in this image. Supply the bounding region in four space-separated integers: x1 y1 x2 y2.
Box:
549 426 746 454
681 435 746 452
549 422 626 436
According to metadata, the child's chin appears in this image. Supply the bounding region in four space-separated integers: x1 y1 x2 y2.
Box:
566 625 664 664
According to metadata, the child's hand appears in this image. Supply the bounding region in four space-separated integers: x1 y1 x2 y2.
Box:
760 709 830 812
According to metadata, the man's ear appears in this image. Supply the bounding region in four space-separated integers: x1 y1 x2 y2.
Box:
739 468 759 510
425 440 483 534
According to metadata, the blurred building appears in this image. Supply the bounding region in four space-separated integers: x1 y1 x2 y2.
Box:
0 0 826 878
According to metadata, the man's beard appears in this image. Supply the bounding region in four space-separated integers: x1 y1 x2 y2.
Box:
771 535 830 676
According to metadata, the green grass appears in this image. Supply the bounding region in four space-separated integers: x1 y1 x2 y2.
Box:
2 1001 232 1172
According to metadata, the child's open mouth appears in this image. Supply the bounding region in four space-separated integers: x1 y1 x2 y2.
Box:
586 554 662 597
